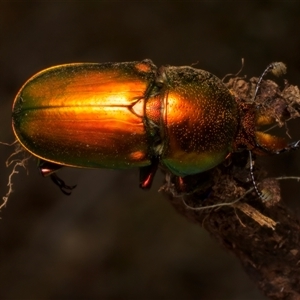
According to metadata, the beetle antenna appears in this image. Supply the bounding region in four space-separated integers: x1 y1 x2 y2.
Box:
253 62 287 101
248 150 262 198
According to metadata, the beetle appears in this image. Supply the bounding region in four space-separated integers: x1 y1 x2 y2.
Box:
11 59 298 194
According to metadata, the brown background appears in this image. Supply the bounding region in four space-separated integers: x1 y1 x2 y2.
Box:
1 2 300 299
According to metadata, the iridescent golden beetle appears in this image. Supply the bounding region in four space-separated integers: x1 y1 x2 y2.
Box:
11 60 299 194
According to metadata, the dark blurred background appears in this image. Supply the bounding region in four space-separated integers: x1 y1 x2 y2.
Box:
1 2 300 299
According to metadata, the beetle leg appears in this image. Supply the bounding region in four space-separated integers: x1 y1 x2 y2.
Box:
139 158 159 189
50 173 77 195
38 160 76 195
38 159 64 176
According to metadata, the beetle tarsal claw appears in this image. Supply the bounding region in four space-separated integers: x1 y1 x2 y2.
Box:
50 173 76 196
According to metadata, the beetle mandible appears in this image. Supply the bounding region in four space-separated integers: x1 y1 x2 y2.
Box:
11 59 298 194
